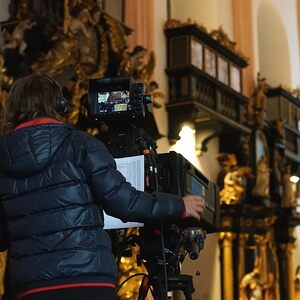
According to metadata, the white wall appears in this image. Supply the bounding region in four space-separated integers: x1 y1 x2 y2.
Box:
252 0 300 87
171 0 233 38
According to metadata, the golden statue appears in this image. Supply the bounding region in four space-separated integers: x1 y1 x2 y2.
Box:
32 4 91 78
240 257 265 300
252 156 270 199
217 153 252 204
164 18 194 29
120 45 155 88
246 73 267 127
31 30 78 78
210 26 236 52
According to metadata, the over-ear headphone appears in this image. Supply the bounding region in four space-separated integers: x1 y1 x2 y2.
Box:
40 74 67 113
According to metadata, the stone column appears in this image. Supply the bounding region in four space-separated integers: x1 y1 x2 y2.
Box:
238 234 249 283
219 232 235 300
279 243 295 300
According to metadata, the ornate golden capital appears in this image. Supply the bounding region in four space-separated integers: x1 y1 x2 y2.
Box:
219 231 236 242
279 242 296 255
238 233 249 243
254 234 268 247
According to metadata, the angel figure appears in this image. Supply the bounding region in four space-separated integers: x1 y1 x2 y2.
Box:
32 5 92 77
1 18 35 55
68 5 91 39
120 45 155 86
245 73 268 126
240 257 264 300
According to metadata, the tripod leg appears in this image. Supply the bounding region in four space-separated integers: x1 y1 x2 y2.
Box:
183 290 193 300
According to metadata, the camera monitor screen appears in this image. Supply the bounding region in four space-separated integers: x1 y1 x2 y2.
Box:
97 90 130 113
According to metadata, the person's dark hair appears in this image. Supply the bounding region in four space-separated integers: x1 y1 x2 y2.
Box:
1 73 65 134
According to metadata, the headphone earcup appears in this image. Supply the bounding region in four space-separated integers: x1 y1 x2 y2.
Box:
55 95 67 113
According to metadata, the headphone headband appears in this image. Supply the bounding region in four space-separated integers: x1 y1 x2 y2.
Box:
40 74 67 113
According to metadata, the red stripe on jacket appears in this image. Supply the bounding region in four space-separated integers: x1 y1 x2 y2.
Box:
15 118 64 130
19 283 116 298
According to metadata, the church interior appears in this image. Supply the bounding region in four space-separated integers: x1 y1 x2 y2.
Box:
0 0 300 299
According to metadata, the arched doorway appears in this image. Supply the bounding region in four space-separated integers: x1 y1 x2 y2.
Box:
257 0 291 86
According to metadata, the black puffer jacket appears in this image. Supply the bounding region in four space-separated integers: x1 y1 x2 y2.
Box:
0 120 184 293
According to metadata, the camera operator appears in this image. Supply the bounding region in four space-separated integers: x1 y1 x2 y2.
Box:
0 73 205 300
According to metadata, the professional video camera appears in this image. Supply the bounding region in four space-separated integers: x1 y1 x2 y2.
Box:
88 76 220 299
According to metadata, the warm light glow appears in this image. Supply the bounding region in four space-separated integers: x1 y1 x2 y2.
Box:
170 124 199 168
290 176 300 183
178 125 196 138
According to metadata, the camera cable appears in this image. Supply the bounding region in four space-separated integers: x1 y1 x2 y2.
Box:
136 136 169 299
116 273 148 295
160 223 169 300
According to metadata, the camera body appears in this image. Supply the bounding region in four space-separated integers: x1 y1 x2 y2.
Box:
158 152 220 233
87 76 220 233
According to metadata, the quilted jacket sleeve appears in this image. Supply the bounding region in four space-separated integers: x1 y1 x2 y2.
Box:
0 202 9 251
80 136 185 224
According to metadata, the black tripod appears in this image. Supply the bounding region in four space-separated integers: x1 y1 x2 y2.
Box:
104 124 202 300
138 273 195 300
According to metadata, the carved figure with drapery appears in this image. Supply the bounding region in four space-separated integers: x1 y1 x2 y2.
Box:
217 153 252 205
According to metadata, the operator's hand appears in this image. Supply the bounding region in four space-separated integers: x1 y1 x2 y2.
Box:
182 195 206 221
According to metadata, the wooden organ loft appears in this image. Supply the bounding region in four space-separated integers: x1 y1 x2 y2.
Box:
164 19 300 300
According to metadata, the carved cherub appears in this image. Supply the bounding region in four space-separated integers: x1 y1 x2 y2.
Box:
1 18 35 55
68 5 91 39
